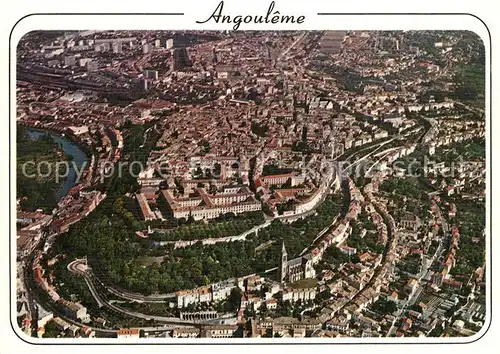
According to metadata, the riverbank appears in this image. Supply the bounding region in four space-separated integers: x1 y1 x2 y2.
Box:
21 123 94 158
19 126 90 207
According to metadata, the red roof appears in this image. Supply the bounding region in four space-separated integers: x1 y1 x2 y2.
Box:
34 267 43 281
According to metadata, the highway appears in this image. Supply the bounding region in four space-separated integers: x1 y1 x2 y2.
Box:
22 257 118 335
341 137 394 163
22 256 197 337
363 148 401 176
67 260 200 327
92 275 176 303
341 138 397 173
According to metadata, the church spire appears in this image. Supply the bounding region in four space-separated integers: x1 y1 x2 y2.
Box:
279 241 288 283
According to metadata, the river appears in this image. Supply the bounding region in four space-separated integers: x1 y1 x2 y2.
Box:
27 129 89 201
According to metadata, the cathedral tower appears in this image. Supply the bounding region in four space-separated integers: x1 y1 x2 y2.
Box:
279 242 288 283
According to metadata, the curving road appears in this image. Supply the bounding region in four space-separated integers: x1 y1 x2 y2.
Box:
92 275 175 303
67 260 200 327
